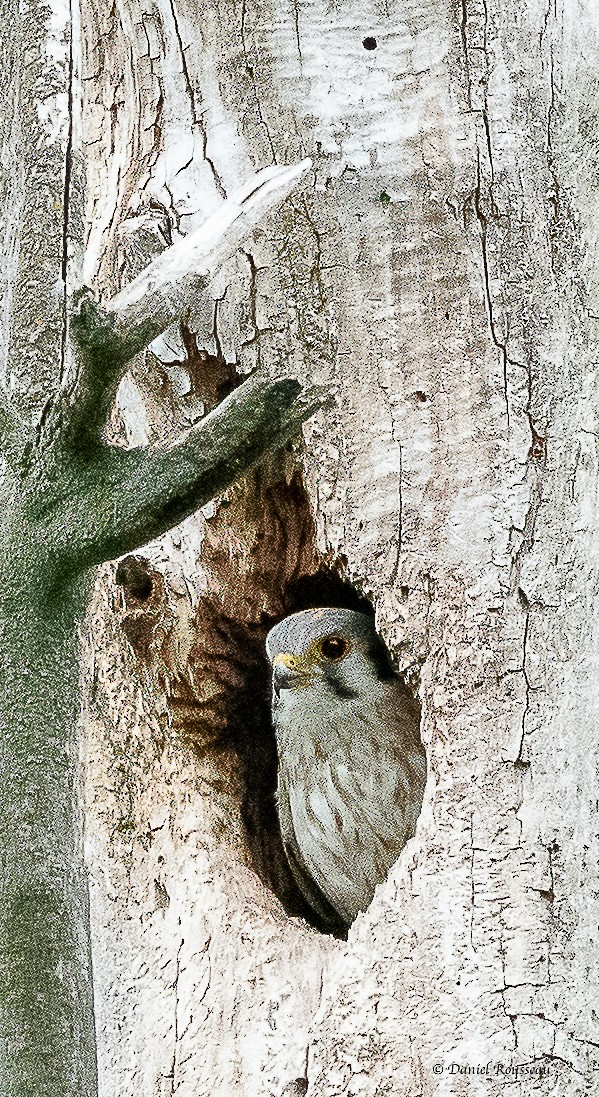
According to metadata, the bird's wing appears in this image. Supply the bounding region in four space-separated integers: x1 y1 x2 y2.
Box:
277 774 346 932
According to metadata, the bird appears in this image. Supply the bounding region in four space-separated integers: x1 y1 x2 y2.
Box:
265 607 426 928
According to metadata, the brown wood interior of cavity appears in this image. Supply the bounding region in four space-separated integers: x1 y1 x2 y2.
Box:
180 324 240 412
116 458 373 933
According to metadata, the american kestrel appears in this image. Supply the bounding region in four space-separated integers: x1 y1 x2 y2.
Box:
266 608 426 928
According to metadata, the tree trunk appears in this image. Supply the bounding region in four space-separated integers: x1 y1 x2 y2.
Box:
6 0 599 1092
0 0 98 1087
0 571 98 1095
1 0 318 1089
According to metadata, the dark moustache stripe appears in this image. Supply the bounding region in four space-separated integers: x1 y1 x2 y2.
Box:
328 678 359 700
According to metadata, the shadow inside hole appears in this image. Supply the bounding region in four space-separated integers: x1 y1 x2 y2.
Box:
116 555 154 602
115 467 422 939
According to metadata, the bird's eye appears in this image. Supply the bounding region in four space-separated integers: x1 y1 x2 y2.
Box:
320 635 349 661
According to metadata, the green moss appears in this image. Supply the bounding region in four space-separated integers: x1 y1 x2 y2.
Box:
0 281 324 1094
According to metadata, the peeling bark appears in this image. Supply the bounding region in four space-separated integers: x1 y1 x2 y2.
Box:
3 0 599 1093
0 0 319 1086
82 0 599 1093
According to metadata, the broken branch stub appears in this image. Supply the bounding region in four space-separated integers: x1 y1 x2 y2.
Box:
60 373 330 569
73 159 313 368
55 157 327 571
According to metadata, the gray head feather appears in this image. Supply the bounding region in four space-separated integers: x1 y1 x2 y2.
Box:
266 607 375 660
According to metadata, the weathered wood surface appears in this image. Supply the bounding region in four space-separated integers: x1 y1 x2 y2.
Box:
80 0 599 1094
0 0 319 1085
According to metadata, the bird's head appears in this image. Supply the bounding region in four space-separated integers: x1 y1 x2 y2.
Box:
266 607 395 701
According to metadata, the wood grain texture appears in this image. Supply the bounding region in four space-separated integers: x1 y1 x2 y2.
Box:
80 0 599 1093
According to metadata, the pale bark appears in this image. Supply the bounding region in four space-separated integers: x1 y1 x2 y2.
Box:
77 0 599 1096
0 0 319 1086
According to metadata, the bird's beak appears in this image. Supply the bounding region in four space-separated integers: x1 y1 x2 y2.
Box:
272 652 308 697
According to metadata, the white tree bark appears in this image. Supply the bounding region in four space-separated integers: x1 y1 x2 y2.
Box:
80 0 599 1095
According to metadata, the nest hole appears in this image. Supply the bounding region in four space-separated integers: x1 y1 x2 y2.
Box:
189 463 373 935
116 459 416 937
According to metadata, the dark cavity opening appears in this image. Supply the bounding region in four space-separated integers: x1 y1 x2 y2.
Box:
116 457 421 938
363 36 377 50
177 463 368 936
116 555 154 602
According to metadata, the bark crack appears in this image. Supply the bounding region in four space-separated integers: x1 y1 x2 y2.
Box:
469 813 476 951
473 157 513 428
291 0 303 62
61 5 74 343
34 0 75 460
165 931 184 1094
166 0 226 197
295 197 326 310
545 840 556 984
514 602 531 767
239 249 272 366
460 0 471 107
467 0 527 431
142 22 165 176
542 5 560 279
499 937 519 1050
212 291 226 362
173 933 183 1091
240 0 278 161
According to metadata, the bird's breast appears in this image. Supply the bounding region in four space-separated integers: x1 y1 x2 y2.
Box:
278 736 425 924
